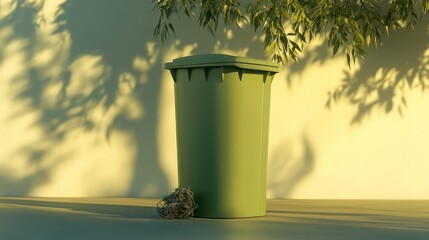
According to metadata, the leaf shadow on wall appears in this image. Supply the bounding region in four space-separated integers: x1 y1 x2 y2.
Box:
0 0 174 196
54 0 172 196
286 15 429 125
334 16 429 124
0 0 60 195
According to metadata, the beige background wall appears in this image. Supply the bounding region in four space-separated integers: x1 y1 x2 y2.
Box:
0 0 428 198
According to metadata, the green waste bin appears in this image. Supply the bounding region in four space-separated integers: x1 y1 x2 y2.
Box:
165 54 279 218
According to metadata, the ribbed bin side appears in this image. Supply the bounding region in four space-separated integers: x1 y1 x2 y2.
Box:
173 66 274 218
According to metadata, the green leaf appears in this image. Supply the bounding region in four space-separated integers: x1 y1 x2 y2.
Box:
356 32 365 44
346 52 351 69
365 35 371 46
333 41 341 55
168 23 175 34
290 41 302 52
152 0 428 68
266 42 276 55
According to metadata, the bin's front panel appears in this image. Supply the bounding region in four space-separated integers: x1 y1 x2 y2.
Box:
174 66 273 218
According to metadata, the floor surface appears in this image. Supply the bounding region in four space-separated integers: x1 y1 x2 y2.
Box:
0 198 428 239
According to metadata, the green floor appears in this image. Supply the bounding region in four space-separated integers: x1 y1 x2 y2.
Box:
0 198 428 239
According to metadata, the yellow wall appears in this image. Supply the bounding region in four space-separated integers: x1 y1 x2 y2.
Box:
0 0 428 198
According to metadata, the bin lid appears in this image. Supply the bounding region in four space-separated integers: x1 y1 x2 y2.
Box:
165 54 280 73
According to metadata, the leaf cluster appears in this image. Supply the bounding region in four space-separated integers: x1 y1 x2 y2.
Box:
153 0 245 42
153 0 428 66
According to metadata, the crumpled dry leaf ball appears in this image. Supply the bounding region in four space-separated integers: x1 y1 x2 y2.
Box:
157 187 198 219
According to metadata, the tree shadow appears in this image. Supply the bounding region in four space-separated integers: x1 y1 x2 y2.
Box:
329 16 429 124
281 15 429 125
285 38 332 87
267 133 315 198
0 0 173 196
51 0 171 196
0 0 61 195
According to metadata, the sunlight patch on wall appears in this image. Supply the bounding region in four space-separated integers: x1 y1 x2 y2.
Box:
0 34 45 184
0 0 138 196
0 0 16 19
1 39 29 81
68 55 105 96
133 43 158 72
118 72 137 95
132 42 159 84
0 25 13 45
214 40 249 57
116 89 145 122
31 48 55 67
306 95 429 199
0 110 44 178
225 29 233 40
1 73 62 192
156 43 199 190
157 66 178 189
167 41 198 58
30 130 135 197
38 0 66 25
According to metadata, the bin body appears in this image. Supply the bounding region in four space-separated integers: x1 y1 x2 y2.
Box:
165 54 279 218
